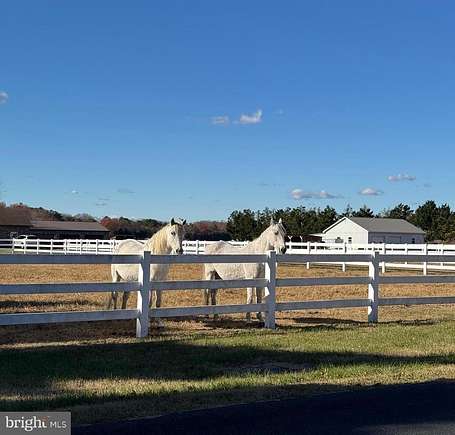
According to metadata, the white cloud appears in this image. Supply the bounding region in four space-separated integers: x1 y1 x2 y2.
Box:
71 190 79 195
239 109 262 125
387 173 416 182
0 91 8 104
211 115 229 125
291 189 341 200
275 109 284 115
359 187 383 196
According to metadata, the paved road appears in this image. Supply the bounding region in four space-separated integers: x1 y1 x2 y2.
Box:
73 380 455 434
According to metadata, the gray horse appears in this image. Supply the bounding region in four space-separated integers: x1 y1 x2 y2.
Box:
203 218 286 321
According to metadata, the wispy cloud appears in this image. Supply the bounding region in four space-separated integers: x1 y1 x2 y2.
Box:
211 115 229 125
95 202 108 207
239 109 262 125
0 91 8 104
275 109 284 115
258 181 282 188
117 188 135 194
359 187 383 196
387 173 416 182
291 189 342 200
71 189 79 195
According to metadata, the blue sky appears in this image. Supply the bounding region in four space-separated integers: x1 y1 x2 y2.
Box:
1 1 454 221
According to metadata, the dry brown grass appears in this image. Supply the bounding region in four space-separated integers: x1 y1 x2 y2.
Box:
0 263 454 346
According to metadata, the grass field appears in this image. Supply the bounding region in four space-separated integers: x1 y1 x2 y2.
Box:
0 263 454 424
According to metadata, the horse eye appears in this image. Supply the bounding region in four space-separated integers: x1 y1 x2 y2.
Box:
171 231 176 236
274 231 279 235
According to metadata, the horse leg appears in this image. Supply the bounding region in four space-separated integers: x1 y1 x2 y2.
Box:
256 287 264 322
151 290 164 328
246 287 254 322
107 270 120 309
121 291 130 309
107 291 118 309
204 268 218 320
210 289 219 320
203 289 210 306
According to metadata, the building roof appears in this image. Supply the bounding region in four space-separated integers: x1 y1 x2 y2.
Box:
31 220 109 232
0 208 31 226
324 217 425 235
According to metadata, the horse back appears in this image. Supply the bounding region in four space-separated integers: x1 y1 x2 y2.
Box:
114 239 144 255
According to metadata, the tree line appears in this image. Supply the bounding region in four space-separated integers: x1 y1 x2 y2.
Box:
3 200 455 242
226 201 455 242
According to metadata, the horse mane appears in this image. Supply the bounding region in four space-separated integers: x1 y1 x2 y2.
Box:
144 224 170 254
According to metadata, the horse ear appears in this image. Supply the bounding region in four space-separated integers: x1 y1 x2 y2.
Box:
182 219 187 225
278 218 282 224
170 218 175 225
270 217 275 226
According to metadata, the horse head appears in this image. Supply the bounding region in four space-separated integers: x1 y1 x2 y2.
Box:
266 217 287 254
167 218 186 254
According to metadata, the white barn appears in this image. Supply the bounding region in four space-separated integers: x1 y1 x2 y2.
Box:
322 217 425 244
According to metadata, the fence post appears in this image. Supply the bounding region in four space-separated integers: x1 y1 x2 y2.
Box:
381 243 386 274
264 250 277 329
423 243 428 276
50 239 54 255
306 241 310 269
368 251 379 323
342 242 347 272
36 239 40 255
136 250 151 338
196 240 200 255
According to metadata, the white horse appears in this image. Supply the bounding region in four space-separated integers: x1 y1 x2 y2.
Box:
107 218 186 326
203 218 286 322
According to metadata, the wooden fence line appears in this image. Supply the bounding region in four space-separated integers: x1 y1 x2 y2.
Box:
1 251 454 337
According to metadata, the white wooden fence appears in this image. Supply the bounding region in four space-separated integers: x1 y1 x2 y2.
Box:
0 238 116 255
3 238 455 275
1 251 455 337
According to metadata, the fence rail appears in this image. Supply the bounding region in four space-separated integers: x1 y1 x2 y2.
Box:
1 251 455 337
3 238 455 274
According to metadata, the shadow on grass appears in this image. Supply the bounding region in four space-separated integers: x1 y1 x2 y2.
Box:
291 315 439 327
0 299 97 310
70 380 455 432
0 335 454 414
0 311 446 346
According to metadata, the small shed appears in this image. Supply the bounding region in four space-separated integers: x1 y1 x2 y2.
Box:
322 217 425 244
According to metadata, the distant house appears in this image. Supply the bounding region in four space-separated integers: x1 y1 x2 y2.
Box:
0 209 109 239
322 217 425 244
